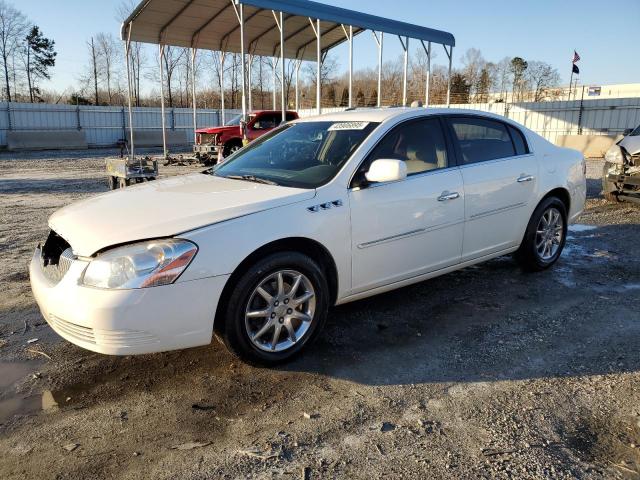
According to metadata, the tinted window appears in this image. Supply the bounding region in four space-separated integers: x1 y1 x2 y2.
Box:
286 112 298 122
213 121 379 189
367 118 448 175
450 117 516 164
253 113 279 130
508 125 529 155
630 125 640 136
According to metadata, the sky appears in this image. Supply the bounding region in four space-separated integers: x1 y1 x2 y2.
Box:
15 0 640 95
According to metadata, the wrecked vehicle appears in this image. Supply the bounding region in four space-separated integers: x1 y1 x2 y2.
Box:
30 108 585 366
603 125 640 203
194 110 299 165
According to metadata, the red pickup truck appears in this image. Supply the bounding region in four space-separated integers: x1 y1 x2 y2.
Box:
194 110 299 164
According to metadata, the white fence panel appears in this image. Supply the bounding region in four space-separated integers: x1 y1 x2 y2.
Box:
0 102 241 148
297 98 640 144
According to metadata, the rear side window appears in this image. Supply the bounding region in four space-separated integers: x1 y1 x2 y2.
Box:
449 117 516 165
508 125 529 155
286 112 298 122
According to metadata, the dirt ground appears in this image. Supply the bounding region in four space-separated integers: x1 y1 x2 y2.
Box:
0 150 639 479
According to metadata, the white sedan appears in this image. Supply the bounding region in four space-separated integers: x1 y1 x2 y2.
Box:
30 108 586 365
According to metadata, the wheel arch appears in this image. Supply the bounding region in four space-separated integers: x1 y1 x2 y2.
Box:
540 187 571 214
213 237 339 335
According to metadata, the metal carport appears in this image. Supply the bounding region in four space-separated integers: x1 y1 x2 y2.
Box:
121 0 455 159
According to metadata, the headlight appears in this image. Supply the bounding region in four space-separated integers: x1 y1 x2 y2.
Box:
604 146 624 164
82 239 197 290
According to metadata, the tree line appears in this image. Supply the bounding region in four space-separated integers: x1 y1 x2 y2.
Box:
0 1 56 103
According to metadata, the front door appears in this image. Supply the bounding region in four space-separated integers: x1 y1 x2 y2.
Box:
349 117 464 294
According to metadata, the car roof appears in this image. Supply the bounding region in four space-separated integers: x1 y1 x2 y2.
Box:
295 107 520 126
251 110 297 115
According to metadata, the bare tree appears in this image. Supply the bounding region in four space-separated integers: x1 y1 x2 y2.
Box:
89 37 99 104
460 48 486 100
117 0 146 106
0 1 27 101
95 33 119 104
526 61 560 101
161 46 185 107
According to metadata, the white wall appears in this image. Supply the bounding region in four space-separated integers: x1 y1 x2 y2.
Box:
299 98 640 145
0 102 242 148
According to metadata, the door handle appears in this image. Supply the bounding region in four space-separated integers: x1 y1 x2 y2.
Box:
517 175 535 183
437 191 460 202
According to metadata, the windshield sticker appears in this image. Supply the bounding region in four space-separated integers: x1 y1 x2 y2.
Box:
328 122 370 131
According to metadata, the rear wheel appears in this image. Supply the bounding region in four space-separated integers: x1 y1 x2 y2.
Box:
108 176 118 190
515 197 567 272
221 252 329 366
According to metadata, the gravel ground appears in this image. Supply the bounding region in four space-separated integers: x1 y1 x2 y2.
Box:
0 152 639 479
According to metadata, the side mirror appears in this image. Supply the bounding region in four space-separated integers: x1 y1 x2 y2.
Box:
365 159 407 184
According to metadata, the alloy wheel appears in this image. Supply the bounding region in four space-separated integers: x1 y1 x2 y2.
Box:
535 207 564 261
244 270 316 353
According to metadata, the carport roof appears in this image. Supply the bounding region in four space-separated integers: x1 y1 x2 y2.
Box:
121 0 455 61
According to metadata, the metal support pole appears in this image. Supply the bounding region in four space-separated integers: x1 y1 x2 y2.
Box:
421 40 431 107
272 10 286 123
309 18 321 115
272 57 277 110
248 54 253 113
220 52 226 124
124 24 135 161
159 45 168 160
400 36 409 106
445 45 453 107
238 4 247 126
373 31 383 107
190 47 197 144
295 58 301 111
342 25 353 108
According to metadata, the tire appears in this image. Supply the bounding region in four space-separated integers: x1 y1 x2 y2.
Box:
515 196 568 272
221 252 329 366
602 162 621 202
223 142 242 158
118 177 129 189
108 176 118 190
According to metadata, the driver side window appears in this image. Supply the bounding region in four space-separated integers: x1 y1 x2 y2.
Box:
367 117 448 175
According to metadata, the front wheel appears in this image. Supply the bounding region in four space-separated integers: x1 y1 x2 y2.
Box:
515 197 567 272
221 252 329 366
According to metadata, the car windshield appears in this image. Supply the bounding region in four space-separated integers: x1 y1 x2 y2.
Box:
225 114 242 126
211 121 379 189
630 125 640 136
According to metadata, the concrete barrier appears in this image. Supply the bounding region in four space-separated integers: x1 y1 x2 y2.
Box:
555 135 623 158
131 129 189 147
7 130 88 151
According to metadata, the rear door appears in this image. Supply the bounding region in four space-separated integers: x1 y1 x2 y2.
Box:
349 117 465 293
445 116 538 261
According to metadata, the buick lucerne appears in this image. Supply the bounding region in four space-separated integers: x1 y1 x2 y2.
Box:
30 109 586 365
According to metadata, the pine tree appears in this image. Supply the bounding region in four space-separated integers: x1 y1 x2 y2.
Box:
25 25 56 102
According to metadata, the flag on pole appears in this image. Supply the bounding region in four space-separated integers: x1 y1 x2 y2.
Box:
572 64 580 74
572 51 581 63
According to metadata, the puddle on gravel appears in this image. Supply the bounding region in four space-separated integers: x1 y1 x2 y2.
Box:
569 224 598 233
0 361 63 424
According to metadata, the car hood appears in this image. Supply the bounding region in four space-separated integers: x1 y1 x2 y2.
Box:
619 135 640 155
196 125 240 135
49 174 315 257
